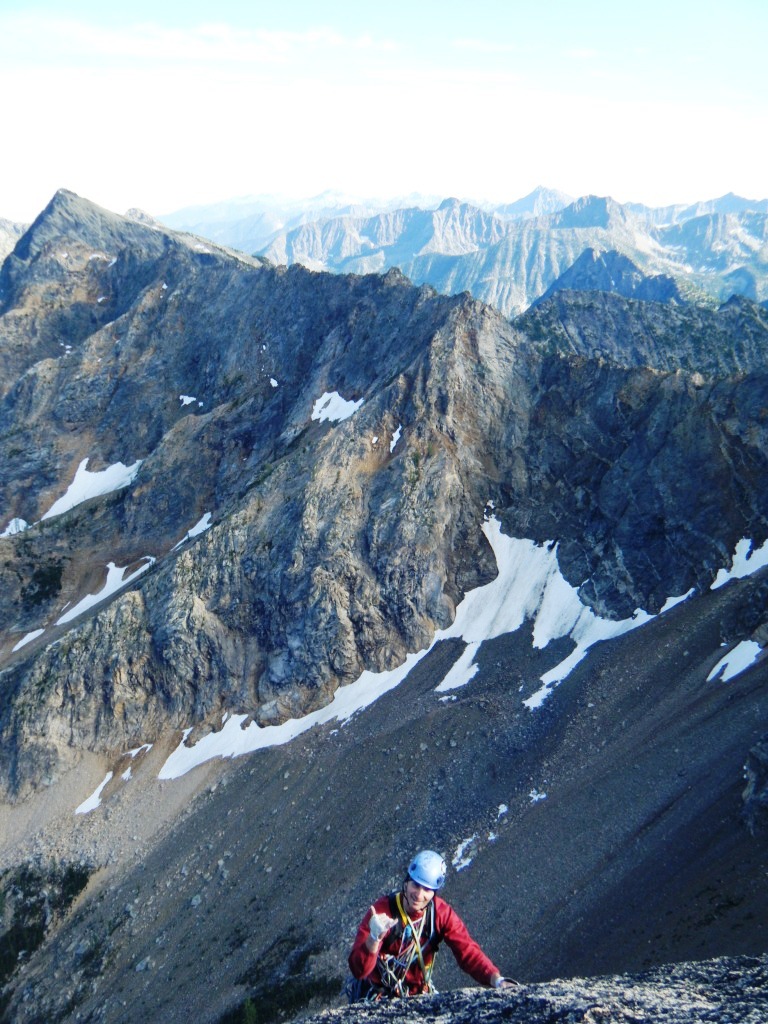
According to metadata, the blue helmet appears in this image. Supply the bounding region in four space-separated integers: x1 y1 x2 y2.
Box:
408 849 446 890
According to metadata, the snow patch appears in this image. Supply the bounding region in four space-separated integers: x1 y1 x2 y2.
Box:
75 772 113 815
41 458 142 521
452 835 479 871
434 642 480 692
56 559 155 625
173 513 212 550
712 538 768 589
159 649 426 779
660 590 695 612
433 521 654 707
1 518 29 537
311 391 363 423
126 743 153 758
12 629 45 652
390 425 402 452
707 640 762 683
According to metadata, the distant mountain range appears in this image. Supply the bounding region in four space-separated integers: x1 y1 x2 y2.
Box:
259 193 768 315
0 216 25 263
157 189 450 254
154 188 768 316
156 186 577 257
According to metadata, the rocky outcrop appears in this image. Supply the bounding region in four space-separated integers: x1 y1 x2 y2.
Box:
742 734 768 835
532 248 684 306
517 288 768 375
306 955 768 1024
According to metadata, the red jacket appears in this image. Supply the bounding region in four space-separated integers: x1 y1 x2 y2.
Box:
348 892 500 996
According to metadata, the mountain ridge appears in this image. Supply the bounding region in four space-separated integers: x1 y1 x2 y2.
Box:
302 954 768 1024
0 190 766 1024
2 191 768 800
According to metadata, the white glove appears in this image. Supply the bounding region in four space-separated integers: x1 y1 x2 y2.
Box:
492 975 517 989
368 906 396 942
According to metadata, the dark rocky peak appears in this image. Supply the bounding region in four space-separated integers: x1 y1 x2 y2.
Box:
532 248 684 306
0 189 270 398
719 292 766 314
9 189 167 264
380 265 418 290
0 189 175 325
720 292 768 319
517 287 768 376
552 194 630 229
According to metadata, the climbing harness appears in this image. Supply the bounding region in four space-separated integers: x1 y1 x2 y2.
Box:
346 892 439 1003
377 893 438 998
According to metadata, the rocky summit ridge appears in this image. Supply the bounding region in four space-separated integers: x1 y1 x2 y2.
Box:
0 190 767 1024
308 954 768 1024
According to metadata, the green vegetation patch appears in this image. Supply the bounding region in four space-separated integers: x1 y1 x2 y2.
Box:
20 559 65 608
0 861 92 989
218 930 342 1024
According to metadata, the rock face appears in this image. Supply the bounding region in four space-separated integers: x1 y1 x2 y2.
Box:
532 248 684 306
1 190 768 803
307 955 768 1024
742 733 768 835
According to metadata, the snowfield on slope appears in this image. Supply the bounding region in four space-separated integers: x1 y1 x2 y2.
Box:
149 520 767 785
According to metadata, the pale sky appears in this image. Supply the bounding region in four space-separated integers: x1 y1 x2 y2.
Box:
0 0 766 222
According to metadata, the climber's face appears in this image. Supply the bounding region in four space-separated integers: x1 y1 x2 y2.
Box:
403 879 435 916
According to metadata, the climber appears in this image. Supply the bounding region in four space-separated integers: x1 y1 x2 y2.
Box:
347 849 516 1001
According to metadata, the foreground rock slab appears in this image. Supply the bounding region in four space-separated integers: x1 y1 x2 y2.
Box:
307 954 767 1024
